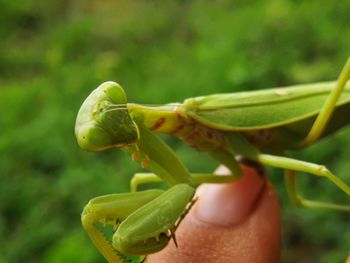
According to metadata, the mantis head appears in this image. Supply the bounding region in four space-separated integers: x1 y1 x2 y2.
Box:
75 81 139 151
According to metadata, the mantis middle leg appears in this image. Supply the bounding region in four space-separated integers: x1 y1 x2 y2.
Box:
130 172 240 192
130 149 242 191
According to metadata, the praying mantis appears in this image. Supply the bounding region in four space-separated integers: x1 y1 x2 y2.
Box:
75 58 350 263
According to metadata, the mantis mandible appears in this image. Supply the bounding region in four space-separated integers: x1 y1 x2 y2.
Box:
75 58 350 262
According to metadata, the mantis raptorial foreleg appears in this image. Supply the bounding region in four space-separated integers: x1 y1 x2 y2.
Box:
257 154 350 211
114 184 195 255
133 123 192 186
82 184 195 261
303 57 350 147
81 189 163 262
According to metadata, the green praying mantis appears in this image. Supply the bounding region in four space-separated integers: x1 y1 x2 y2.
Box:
75 58 350 263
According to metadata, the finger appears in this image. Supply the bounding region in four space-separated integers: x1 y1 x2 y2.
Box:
148 165 281 263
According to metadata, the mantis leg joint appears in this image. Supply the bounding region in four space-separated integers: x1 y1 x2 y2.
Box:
316 165 331 177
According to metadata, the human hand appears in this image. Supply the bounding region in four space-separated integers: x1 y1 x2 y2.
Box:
148 164 281 263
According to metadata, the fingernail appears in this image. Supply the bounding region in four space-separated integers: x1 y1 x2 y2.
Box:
194 166 265 226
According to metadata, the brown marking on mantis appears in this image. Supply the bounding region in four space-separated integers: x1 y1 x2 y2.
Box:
188 116 197 124
189 144 201 151
131 151 141 161
185 130 200 141
141 159 150 168
266 130 273 142
175 113 182 121
258 130 265 136
206 131 213 139
256 129 274 142
169 112 189 135
170 124 186 135
150 117 166 131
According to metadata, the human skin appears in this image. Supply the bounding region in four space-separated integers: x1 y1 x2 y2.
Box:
148 165 281 263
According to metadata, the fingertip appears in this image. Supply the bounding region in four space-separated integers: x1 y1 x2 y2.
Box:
194 165 265 226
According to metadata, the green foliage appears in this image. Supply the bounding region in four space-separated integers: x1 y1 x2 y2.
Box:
1 0 350 262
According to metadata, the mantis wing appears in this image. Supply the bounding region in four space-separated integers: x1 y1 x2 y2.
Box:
184 81 350 131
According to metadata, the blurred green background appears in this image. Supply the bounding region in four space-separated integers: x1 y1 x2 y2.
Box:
1 1 350 262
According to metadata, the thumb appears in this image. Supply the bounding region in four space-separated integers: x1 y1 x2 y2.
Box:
148 165 281 263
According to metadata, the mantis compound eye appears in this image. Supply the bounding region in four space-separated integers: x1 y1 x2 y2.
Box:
75 81 139 151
